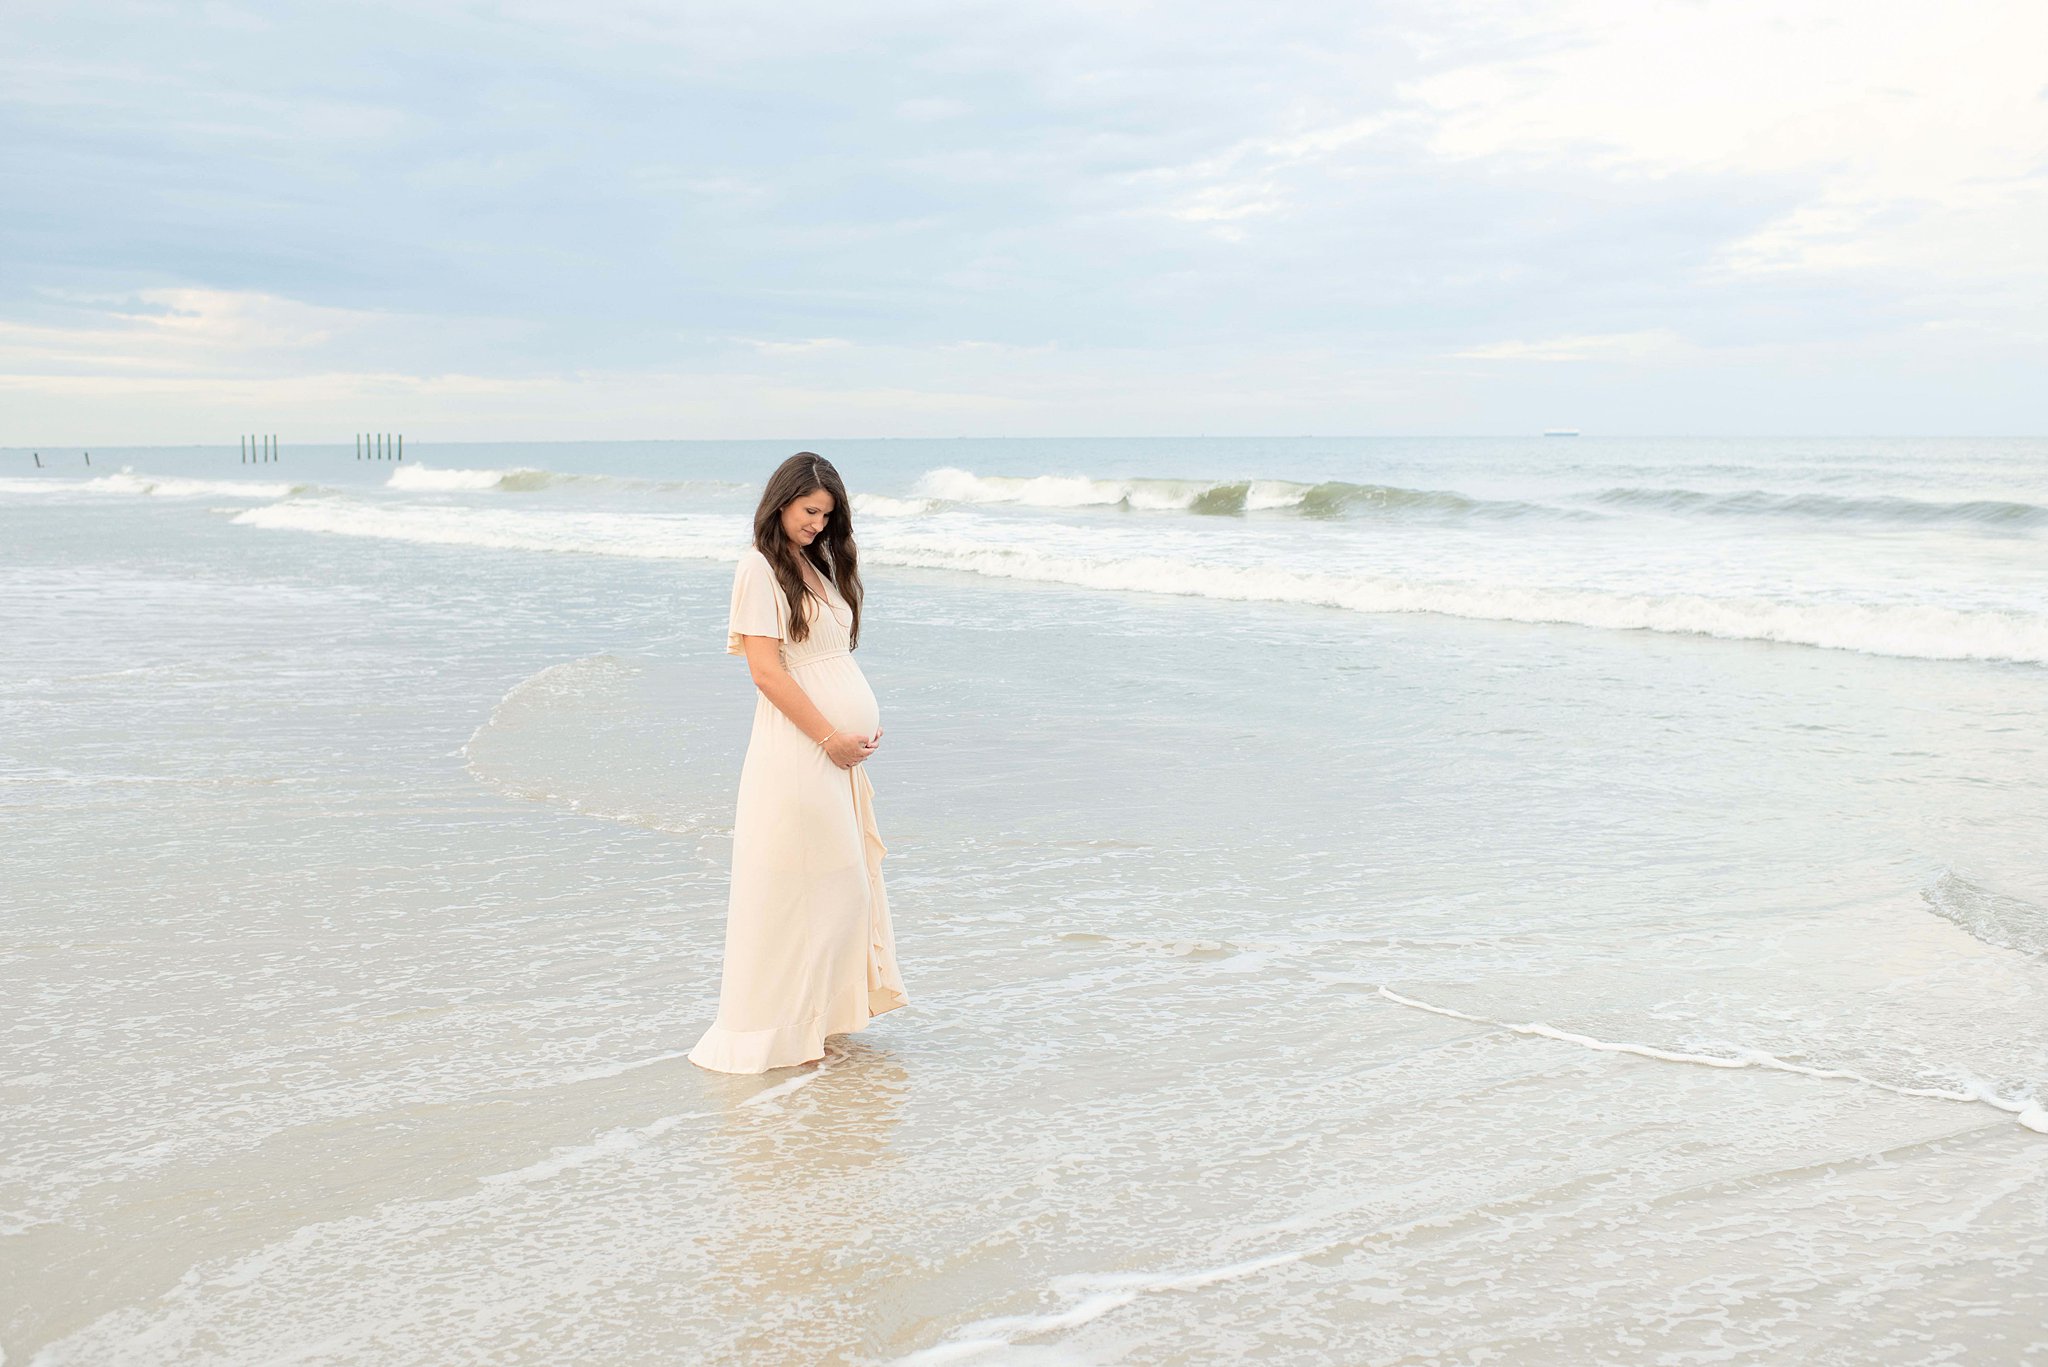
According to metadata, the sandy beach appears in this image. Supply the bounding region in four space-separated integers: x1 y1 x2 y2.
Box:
4 436 2045 1363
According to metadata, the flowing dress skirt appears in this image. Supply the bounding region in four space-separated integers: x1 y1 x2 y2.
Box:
687 648 910 1073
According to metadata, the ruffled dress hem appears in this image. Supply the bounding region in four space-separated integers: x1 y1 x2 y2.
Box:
687 983 909 1074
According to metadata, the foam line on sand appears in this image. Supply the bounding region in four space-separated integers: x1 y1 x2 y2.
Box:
1375 986 2048 1134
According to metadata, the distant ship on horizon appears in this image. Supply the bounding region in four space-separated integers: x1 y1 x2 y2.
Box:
1542 429 1580 436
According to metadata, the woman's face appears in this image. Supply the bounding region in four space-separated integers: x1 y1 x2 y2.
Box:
780 486 835 549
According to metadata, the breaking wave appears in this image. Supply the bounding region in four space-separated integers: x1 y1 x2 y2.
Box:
230 499 2048 664
386 464 551 492
1591 486 2048 528
0 469 312 499
851 492 942 517
908 467 1539 518
1924 870 2048 957
907 468 2048 529
385 464 743 495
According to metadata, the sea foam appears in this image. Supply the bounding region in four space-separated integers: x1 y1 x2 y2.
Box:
852 492 942 517
1374 986 2048 1134
0 469 306 499
911 466 1517 518
915 465 2048 527
866 531 2048 664
1591 485 2048 527
1924 870 2048 957
230 500 2048 664
386 464 551 492
234 500 742 561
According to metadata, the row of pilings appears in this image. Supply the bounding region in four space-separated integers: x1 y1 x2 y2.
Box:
14 438 415 468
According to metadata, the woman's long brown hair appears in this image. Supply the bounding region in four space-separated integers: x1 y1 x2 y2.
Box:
752 452 863 648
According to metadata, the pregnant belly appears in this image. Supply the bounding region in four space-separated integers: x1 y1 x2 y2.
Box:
795 657 880 735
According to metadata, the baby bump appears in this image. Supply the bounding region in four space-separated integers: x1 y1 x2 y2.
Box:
795 657 880 735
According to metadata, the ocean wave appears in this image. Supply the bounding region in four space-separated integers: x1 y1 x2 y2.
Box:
910 467 2048 529
386 464 552 492
229 501 2048 664
852 492 942 517
1924 870 2048 957
234 500 742 560
910 466 1530 518
0 469 309 499
1591 486 2048 527
385 463 744 496
1373 986 2048 1134
869 535 2048 665
462 652 724 838
463 654 634 815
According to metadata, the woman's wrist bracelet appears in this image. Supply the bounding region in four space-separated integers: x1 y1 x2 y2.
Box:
815 728 835 747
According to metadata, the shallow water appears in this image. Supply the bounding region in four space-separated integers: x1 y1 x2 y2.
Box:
4 437 2045 1364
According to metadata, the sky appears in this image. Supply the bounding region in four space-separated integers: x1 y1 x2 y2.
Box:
4 0 2045 442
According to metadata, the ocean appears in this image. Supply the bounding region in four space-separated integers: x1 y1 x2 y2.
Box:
4 436 2045 1364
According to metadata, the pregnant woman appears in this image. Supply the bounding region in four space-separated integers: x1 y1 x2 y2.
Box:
687 453 910 1074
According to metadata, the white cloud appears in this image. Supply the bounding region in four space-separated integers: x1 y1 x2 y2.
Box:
1140 114 1394 232
1403 0 2048 293
4 0 2045 438
742 337 853 355
1453 329 1690 362
939 339 1059 355
0 289 385 374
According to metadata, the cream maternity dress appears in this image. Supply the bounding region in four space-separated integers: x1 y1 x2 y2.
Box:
687 546 910 1074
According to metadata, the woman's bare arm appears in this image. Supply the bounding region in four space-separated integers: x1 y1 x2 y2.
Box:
738 633 876 769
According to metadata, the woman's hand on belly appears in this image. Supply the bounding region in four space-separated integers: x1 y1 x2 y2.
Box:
822 730 877 769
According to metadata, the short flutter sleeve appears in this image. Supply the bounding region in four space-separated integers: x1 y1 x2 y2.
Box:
727 549 788 656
